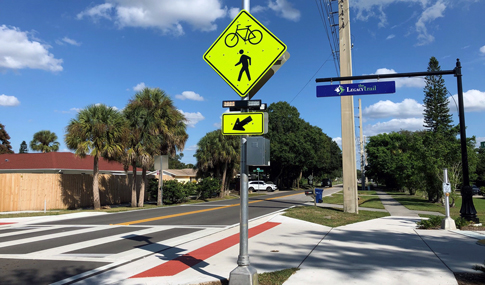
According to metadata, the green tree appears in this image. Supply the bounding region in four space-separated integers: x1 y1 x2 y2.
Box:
264 101 341 189
265 102 305 188
30 130 60 153
19 141 28 153
123 87 188 207
65 104 126 210
421 56 461 202
476 147 485 183
0 123 14 154
194 130 239 197
169 153 187 169
423 56 453 133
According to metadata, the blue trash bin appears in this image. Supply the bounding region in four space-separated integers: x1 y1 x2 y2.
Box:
315 188 323 203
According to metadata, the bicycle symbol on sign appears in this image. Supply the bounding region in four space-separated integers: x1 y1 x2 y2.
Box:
225 24 263 48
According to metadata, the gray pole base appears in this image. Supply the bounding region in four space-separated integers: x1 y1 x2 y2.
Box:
441 217 457 230
229 265 259 285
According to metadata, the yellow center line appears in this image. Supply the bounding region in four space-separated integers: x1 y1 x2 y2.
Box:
113 192 303 226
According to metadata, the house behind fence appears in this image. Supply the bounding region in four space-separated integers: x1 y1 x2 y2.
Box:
0 153 198 212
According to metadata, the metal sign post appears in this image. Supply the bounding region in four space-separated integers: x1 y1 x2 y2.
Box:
253 167 263 181
441 168 456 230
229 2 259 283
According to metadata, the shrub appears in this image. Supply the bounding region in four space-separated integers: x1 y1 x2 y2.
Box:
147 178 159 201
196 177 220 200
147 179 198 204
455 217 473 229
416 216 442 229
162 180 191 205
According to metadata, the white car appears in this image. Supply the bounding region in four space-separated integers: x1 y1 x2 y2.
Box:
248 181 277 192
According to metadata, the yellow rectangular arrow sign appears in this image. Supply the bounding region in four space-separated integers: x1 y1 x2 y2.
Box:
222 112 267 135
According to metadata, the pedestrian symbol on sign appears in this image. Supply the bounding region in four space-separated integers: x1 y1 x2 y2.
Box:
236 49 251 81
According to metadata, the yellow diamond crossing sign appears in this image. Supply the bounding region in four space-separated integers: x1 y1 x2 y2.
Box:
222 112 268 135
204 10 287 97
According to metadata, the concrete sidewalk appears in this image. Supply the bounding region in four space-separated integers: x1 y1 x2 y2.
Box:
2 191 484 285
376 191 420 217
67 213 485 285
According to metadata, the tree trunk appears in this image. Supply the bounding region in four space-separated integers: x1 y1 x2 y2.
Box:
92 156 101 210
131 162 137 207
274 168 284 189
220 162 228 198
138 167 146 207
297 170 302 190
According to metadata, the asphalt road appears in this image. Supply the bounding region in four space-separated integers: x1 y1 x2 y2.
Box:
0 189 331 285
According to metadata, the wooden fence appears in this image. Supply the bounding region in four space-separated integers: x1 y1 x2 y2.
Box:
0 173 148 212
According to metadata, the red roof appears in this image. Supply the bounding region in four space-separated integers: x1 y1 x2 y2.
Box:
0 152 126 172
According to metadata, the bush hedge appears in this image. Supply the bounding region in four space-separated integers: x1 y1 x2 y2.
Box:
147 177 221 205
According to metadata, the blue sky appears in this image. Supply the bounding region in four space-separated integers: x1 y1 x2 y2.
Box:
1 0 484 166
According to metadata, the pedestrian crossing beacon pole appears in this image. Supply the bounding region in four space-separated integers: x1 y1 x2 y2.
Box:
229 1 259 282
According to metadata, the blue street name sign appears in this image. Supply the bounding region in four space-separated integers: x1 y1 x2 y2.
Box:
316 81 396 97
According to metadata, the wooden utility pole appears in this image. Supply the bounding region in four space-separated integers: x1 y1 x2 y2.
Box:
359 99 365 191
339 0 358 213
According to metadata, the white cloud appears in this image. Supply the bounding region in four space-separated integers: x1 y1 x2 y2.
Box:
448 89 485 113
480 45 485 54
364 68 425 88
251 6 267 14
185 144 199 151
353 0 446 45
133 82 146 92
0 25 63 72
333 137 342 148
268 0 301 21
213 122 221 128
229 8 240 19
363 98 424 119
78 0 227 35
175 91 204 101
415 0 446 45
60 37 81 46
476 137 485 148
353 0 428 28
55 107 82 114
0 94 20 106
365 118 424 136
386 34 395 40
77 3 114 21
179 110 205 128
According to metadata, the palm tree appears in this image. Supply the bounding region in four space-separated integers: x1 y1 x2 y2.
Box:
194 130 239 197
65 104 126 210
124 87 188 207
30 130 60 153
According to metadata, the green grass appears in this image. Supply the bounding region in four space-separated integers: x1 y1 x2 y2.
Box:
258 268 299 285
388 192 485 222
358 190 377 195
321 193 385 209
284 206 389 227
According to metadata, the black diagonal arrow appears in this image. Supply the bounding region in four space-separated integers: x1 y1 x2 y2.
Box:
233 116 253 131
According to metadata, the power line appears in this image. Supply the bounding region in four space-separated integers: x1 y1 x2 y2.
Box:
289 53 333 104
314 0 342 76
